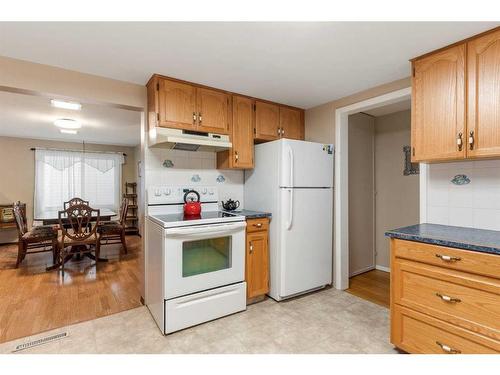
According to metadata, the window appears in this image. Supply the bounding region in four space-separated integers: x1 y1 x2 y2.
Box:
34 149 124 217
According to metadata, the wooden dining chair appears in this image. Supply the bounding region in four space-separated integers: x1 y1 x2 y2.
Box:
98 198 129 253
63 197 89 210
13 201 59 268
58 203 101 276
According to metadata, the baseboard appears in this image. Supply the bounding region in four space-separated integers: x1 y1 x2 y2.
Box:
349 265 375 277
375 265 390 273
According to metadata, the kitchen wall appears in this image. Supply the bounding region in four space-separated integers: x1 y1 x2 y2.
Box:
144 147 244 207
374 110 419 269
0 136 138 244
426 159 500 231
304 77 411 143
348 113 375 276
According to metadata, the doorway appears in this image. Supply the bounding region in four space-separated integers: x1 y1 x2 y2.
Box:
345 104 419 307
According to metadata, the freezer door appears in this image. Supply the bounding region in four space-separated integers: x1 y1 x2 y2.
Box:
280 139 334 188
279 187 333 298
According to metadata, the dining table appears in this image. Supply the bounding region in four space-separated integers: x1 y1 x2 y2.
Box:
34 208 117 271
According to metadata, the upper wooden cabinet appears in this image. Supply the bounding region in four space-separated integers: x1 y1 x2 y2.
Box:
412 44 466 162
467 28 500 158
149 76 230 134
411 27 500 163
280 107 304 140
196 87 231 134
254 101 280 141
217 95 254 169
158 78 197 131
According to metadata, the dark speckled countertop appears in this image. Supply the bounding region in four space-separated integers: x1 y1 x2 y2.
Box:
223 209 272 219
385 223 500 256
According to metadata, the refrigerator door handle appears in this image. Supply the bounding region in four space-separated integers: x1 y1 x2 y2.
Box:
287 188 294 230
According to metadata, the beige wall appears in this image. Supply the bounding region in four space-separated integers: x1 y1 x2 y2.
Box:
348 113 375 276
304 77 411 144
0 136 138 244
0 56 146 109
374 110 419 268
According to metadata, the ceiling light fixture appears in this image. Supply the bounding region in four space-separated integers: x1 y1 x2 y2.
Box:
60 129 78 135
51 99 82 111
54 118 81 129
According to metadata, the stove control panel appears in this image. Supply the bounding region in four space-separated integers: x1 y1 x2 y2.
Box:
147 186 218 205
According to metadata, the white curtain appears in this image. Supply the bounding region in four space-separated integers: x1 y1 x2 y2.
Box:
34 149 124 217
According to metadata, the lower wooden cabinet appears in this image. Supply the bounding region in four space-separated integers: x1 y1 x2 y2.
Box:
245 218 270 302
390 239 500 353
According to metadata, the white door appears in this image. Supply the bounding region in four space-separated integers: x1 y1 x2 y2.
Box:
164 221 246 299
280 139 334 188
279 187 333 298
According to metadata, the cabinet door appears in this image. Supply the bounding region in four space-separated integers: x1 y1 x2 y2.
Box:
412 44 466 162
255 101 280 141
246 230 269 299
231 96 254 168
158 78 197 130
467 29 500 158
196 87 230 134
280 107 304 140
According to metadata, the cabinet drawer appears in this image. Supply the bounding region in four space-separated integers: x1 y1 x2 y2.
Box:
393 239 500 280
392 304 499 354
246 218 269 233
393 259 500 340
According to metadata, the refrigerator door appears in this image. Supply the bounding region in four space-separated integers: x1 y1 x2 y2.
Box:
280 139 334 188
278 187 333 299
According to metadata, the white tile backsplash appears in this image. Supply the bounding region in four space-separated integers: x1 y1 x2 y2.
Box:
144 147 244 208
426 159 500 230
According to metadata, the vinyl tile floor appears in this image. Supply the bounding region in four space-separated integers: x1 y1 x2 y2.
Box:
0 288 398 354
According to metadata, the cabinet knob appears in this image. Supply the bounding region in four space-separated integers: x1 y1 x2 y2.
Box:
469 130 474 150
457 132 463 151
435 293 461 303
436 341 461 354
435 254 461 262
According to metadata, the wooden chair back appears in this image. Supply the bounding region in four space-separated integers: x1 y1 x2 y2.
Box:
64 197 89 210
119 198 129 226
59 204 100 242
13 201 28 237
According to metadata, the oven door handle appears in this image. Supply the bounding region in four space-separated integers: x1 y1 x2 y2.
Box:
166 222 246 236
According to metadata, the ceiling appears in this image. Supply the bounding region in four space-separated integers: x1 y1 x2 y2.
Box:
0 91 141 145
0 22 498 109
362 99 411 117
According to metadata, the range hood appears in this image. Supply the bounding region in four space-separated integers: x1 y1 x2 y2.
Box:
149 127 232 152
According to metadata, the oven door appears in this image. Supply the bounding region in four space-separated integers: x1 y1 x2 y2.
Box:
164 221 246 299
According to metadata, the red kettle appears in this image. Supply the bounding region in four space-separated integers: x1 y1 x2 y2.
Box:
183 190 202 216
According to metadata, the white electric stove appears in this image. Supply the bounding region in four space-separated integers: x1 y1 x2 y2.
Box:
145 185 247 334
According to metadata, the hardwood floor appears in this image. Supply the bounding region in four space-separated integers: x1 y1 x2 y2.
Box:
347 270 390 308
0 236 142 344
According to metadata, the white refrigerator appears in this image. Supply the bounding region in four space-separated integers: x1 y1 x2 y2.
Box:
244 139 334 301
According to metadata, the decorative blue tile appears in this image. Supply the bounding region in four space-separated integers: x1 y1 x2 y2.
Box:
191 174 201 182
163 159 174 168
216 175 226 183
451 174 470 185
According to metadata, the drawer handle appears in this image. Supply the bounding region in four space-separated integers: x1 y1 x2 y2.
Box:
436 341 461 354
253 223 263 228
435 254 461 262
436 293 461 303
